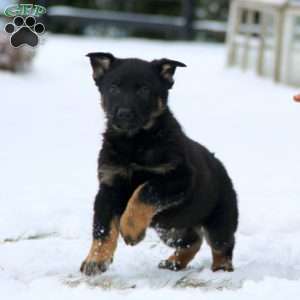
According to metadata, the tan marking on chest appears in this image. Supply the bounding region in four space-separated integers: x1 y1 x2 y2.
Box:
131 162 175 174
98 162 175 185
98 164 128 185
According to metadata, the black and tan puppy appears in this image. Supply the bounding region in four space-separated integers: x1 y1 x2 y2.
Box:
80 53 238 275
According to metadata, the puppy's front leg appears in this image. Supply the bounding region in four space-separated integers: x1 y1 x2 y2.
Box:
120 184 155 245
80 217 119 276
80 184 125 276
120 166 191 245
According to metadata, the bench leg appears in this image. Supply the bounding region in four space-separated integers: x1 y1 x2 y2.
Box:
242 9 255 70
256 12 268 76
226 1 243 66
273 10 285 82
281 12 295 84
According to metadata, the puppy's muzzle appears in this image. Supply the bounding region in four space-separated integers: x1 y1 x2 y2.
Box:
114 108 138 130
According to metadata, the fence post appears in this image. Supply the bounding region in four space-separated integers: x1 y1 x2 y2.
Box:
181 0 195 40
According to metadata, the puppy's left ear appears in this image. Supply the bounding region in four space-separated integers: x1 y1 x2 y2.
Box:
151 58 186 89
86 52 115 80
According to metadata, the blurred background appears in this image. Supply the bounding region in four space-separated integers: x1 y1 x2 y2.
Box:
1 0 300 85
17 0 229 41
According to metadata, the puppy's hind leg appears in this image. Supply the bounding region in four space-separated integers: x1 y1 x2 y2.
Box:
205 233 235 272
204 214 237 272
204 158 238 272
158 228 202 271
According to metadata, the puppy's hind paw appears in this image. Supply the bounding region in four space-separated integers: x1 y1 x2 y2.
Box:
158 259 183 271
212 261 234 272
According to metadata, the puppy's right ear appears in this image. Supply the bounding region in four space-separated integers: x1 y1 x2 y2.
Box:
86 52 115 80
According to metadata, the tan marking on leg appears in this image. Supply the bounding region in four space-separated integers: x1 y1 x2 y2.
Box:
120 184 156 245
211 249 234 272
80 218 119 276
159 241 201 271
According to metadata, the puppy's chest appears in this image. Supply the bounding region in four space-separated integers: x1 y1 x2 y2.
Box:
114 139 165 166
132 145 158 165
99 145 173 186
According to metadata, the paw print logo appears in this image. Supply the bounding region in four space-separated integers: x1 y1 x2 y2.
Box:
4 16 45 48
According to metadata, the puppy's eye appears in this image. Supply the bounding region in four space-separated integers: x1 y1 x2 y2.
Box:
109 85 120 95
137 86 150 97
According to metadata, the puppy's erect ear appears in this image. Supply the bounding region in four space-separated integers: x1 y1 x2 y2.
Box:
86 52 115 80
151 58 186 89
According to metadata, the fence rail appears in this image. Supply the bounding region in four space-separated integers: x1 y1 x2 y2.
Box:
16 0 228 39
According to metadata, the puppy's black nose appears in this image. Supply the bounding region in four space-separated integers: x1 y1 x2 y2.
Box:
117 108 133 121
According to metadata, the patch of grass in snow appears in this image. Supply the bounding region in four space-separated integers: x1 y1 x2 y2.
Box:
64 274 137 290
63 268 243 291
0 232 58 243
174 276 242 290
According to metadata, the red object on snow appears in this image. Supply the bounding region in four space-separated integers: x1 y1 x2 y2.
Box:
293 94 300 102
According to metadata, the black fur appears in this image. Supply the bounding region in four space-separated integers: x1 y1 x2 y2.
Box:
83 52 238 273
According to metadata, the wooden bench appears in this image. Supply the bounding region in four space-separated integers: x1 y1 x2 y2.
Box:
227 0 300 84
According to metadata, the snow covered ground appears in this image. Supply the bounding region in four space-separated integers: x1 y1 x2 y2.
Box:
1 35 300 299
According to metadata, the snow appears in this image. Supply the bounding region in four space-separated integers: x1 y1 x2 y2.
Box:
1 35 300 299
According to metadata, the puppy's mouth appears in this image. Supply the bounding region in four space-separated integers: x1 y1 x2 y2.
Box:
108 111 157 135
111 119 142 135
113 122 138 131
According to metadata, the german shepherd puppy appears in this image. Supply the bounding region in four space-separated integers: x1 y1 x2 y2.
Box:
80 53 238 276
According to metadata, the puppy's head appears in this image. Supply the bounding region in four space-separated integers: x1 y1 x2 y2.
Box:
87 52 186 135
